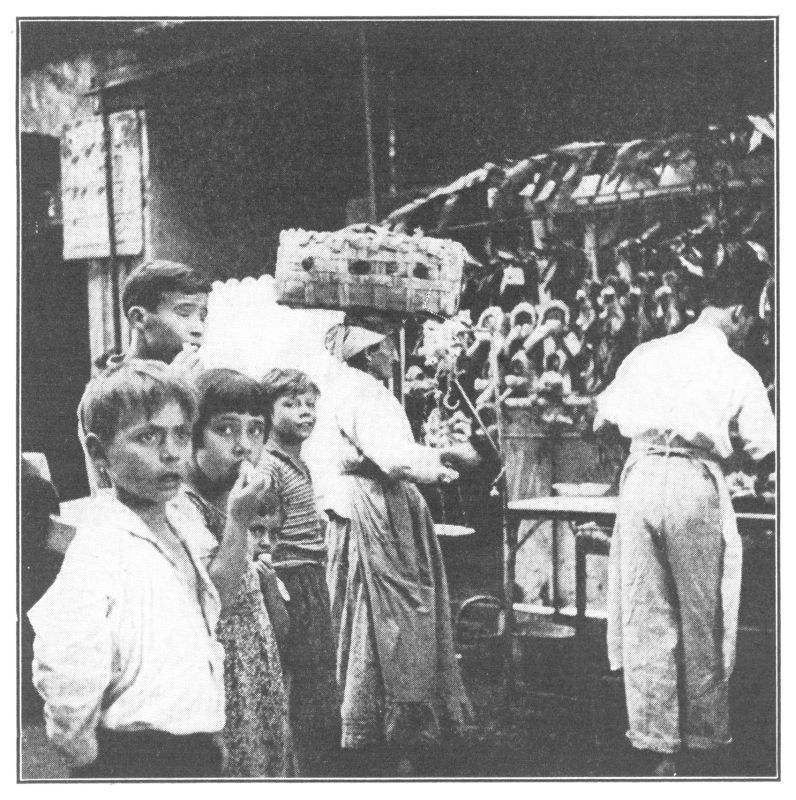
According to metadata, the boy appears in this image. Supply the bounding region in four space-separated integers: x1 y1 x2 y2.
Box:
29 360 271 779
595 242 775 776
259 368 339 777
119 259 212 367
79 260 212 494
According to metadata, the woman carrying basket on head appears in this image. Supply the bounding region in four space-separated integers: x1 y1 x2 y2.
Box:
322 320 473 776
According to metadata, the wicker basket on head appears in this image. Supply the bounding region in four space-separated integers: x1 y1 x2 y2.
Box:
275 224 468 317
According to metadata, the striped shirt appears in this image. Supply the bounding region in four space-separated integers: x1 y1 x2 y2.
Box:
261 444 325 568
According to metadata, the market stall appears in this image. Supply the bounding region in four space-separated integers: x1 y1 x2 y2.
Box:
381 114 776 618
201 115 775 684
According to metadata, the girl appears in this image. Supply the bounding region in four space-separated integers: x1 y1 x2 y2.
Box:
177 368 292 777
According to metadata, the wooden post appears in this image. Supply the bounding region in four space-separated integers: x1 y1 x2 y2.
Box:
495 357 516 701
387 68 398 199
98 95 122 353
503 511 518 702
399 320 407 408
360 27 378 223
549 428 560 613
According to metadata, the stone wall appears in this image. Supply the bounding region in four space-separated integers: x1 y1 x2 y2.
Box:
20 55 97 137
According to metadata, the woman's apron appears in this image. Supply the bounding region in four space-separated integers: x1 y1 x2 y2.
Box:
607 433 743 677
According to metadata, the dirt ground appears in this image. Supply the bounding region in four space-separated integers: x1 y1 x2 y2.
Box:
19 625 776 781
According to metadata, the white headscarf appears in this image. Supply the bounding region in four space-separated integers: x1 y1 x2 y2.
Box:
325 323 387 362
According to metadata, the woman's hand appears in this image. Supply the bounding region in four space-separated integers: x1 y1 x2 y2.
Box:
437 463 460 485
440 442 482 472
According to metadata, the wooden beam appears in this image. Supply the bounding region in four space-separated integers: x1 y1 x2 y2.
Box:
360 28 378 223
98 97 122 352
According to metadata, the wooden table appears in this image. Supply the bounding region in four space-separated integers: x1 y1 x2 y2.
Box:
502 495 775 696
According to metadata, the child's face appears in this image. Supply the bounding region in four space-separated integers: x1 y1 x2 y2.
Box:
251 505 285 560
270 391 317 444
196 412 266 488
139 291 208 362
101 401 192 506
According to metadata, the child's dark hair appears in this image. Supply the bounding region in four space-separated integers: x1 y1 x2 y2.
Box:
122 260 212 316
80 359 198 444
192 368 269 447
260 368 320 416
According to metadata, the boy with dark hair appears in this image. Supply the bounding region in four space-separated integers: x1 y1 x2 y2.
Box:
121 259 212 365
595 241 776 776
79 260 212 494
259 367 339 777
29 360 271 779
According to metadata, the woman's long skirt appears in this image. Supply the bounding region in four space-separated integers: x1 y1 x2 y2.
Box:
327 475 471 750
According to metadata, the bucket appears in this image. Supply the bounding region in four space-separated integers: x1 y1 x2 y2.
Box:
513 614 577 686
454 595 505 673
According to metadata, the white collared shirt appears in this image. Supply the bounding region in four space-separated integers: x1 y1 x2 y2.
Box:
596 323 775 460
28 491 225 767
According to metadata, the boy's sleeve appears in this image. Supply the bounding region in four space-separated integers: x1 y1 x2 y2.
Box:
27 529 114 768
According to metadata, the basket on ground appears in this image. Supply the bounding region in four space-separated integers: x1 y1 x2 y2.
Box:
275 225 467 316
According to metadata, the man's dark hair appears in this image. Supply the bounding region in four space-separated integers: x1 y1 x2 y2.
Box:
705 241 771 313
122 260 212 316
193 368 269 448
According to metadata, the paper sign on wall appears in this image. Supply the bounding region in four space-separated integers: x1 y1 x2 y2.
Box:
61 110 145 260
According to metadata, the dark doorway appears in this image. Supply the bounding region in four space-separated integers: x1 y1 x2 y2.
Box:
20 132 90 501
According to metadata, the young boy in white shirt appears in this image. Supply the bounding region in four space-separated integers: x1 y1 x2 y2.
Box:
29 360 271 778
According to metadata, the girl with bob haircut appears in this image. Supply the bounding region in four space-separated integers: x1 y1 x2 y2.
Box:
175 367 293 778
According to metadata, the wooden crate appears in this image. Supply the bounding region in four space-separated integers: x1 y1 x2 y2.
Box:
275 225 467 316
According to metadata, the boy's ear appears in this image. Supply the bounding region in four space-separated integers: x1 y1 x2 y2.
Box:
127 305 147 329
85 433 111 473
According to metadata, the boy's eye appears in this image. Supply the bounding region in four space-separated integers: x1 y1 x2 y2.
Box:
174 428 191 443
136 430 159 445
249 423 265 439
214 423 238 437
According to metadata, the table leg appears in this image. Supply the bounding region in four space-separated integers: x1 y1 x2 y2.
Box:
551 518 559 613
575 530 587 639
503 515 519 701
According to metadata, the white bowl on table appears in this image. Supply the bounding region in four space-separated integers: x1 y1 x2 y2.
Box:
551 482 612 497
434 524 476 538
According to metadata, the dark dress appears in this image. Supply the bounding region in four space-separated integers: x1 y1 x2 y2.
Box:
179 490 292 777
